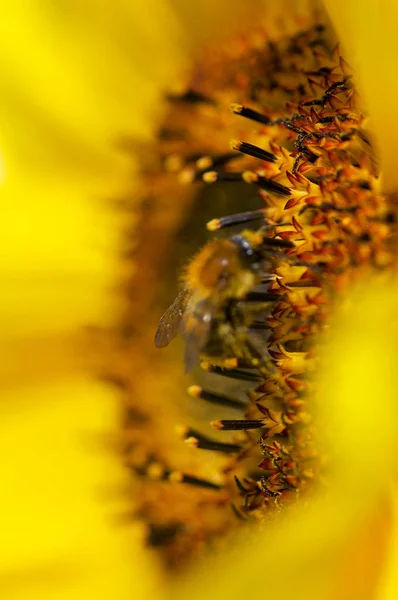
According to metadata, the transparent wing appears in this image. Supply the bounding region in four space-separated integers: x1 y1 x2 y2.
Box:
154 288 190 348
182 299 213 372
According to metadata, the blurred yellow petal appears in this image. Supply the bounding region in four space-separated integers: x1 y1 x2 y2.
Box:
0 1 189 594
0 0 186 387
378 486 398 599
324 0 398 190
0 377 163 599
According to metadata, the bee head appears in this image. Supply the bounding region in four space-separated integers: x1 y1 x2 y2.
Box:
230 234 263 267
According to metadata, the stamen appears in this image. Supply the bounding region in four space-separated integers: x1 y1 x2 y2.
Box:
234 475 251 493
260 236 295 248
231 139 277 163
203 170 292 197
202 171 244 184
230 103 271 125
187 385 246 409
182 152 241 183
169 471 222 490
206 209 266 231
147 462 170 480
231 503 248 520
212 419 266 431
223 357 261 369
130 461 170 480
179 426 242 454
243 171 291 196
245 291 281 302
196 152 240 171
200 363 263 382
196 155 213 171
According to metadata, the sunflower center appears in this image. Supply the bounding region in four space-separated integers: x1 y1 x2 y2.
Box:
105 20 396 571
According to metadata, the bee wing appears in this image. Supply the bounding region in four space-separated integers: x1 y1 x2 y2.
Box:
154 288 190 348
181 298 213 372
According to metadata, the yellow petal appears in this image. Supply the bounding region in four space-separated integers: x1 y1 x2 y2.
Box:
377 485 398 599
0 0 185 386
0 378 163 599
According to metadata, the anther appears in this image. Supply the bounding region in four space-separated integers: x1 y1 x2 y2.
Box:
228 357 263 369
234 475 251 493
212 419 266 431
231 139 277 163
260 236 295 249
243 171 291 196
196 156 213 171
202 171 244 184
179 426 242 454
200 363 263 382
206 210 265 231
197 152 239 171
169 471 222 490
231 503 248 521
187 385 246 409
185 436 241 454
147 462 169 480
230 103 271 125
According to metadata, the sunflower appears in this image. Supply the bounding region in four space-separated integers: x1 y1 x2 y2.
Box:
1 1 398 599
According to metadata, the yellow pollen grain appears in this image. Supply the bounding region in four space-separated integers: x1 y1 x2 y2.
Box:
206 218 221 231
222 358 238 369
185 437 199 448
196 156 212 170
187 385 202 398
169 471 184 484
147 463 165 480
202 171 218 183
242 170 258 184
179 168 195 184
230 139 242 151
175 424 189 437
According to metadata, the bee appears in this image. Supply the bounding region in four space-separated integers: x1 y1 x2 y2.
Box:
155 229 290 371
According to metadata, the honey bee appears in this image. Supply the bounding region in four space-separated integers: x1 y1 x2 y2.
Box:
155 229 289 370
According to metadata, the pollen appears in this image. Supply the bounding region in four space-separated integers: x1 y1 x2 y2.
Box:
105 15 397 572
